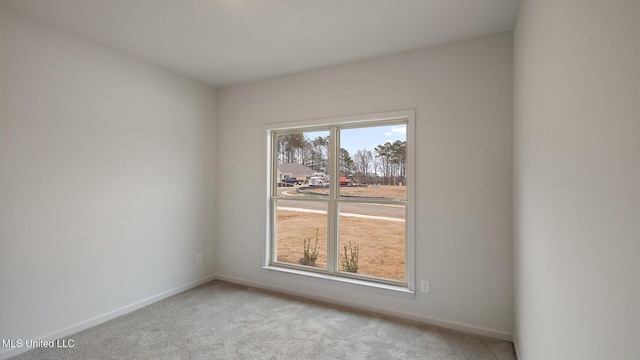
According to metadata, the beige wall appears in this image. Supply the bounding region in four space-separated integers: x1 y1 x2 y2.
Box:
514 0 640 358
216 32 515 338
0 10 217 357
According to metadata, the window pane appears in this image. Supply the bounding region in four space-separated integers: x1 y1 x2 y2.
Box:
338 203 405 282
339 124 407 200
275 199 327 269
275 130 330 189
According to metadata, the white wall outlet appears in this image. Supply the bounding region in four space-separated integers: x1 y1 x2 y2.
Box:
420 280 430 293
196 253 202 263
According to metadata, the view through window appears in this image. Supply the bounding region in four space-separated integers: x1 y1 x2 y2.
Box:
269 111 413 287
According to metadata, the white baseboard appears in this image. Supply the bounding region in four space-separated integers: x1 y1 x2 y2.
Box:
214 273 515 343
0 275 216 360
2 273 514 360
513 334 521 359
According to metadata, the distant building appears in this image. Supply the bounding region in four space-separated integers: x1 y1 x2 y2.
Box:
277 163 315 183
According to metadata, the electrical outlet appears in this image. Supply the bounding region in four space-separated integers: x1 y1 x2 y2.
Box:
196 253 202 263
420 280 430 293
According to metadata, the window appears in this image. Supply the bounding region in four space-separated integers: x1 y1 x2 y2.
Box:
266 110 415 291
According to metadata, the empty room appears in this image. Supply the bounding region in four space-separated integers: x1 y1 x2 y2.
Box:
1 1 638 359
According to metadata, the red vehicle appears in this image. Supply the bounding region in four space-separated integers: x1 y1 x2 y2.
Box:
339 177 353 186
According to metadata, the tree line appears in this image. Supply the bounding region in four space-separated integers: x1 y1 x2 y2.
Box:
278 134 406 185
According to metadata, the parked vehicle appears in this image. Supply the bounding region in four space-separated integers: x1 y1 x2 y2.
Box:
339 176 354 186
309 173 329 186
282 177 303 186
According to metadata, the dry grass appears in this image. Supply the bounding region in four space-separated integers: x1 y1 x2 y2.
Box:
309 185 406 199
276 211 405 281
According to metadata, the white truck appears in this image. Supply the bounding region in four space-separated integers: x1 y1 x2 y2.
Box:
309 173 329 187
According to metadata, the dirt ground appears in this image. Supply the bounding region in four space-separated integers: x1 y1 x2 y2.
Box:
309 184 406 199
276 211 405 281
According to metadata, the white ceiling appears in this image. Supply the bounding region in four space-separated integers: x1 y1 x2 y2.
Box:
1 0 521 87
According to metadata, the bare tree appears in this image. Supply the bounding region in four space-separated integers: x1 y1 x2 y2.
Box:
375 142 392 184
309 136 329 172
354 149 373 184
373 155 385 184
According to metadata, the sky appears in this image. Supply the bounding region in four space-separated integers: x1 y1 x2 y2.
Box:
306 124 406 157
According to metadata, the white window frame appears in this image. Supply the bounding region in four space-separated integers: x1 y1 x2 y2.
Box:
263 109 416 295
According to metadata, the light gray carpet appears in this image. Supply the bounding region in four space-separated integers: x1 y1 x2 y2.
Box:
11 280 516 359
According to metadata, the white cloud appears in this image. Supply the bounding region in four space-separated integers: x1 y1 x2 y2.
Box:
392 125 406 134
384 131 393 136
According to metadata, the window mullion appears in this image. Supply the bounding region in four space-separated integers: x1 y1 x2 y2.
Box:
270 197 277 265
269 132 277 265
327 126 339 274
270 132 277 198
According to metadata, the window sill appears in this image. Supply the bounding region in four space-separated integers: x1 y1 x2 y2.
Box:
261 265 415 298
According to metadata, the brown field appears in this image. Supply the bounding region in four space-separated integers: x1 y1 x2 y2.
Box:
276 211 405 281
309 184 406 199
